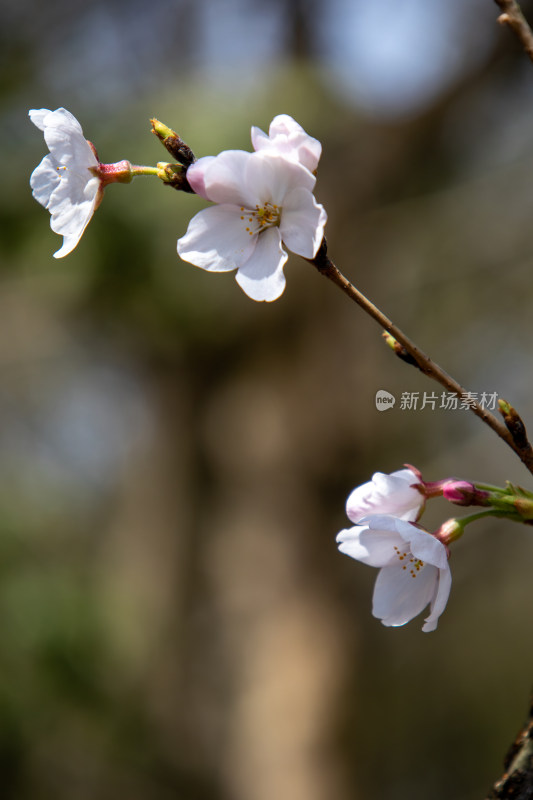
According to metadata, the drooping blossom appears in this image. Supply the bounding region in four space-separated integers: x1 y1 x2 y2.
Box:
29 108 132 258
346 466 424 523
337 515 451 632
251 114 321 174
177 149 327 301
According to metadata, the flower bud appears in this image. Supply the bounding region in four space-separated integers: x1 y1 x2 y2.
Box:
151 118 195 167
498 398 530 450
441 480 490 507
382 332 419 368
155 162 195 193
435 518 465 546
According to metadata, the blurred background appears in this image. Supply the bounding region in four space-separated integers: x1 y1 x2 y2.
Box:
2 0 533 797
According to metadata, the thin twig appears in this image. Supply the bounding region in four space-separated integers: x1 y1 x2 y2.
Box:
307 240 533 475
494 0 533 64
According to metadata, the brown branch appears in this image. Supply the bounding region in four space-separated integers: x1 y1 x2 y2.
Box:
486 696 533 799
494 0 533 64
307 239 533 476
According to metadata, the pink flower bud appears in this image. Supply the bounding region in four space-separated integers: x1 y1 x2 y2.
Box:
442 481 490 507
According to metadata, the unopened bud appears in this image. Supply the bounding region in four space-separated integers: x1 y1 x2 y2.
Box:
155 161 195 193
498 399 530 450
435 518 465 546
382 332 419 368
442 480 490 507
151 118 195 167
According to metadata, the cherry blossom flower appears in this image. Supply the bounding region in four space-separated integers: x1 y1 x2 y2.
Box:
177 149 327 301
29 107 134 258
337 514 451 632
251 114 322 173
346 466 424 523
29 108 102 258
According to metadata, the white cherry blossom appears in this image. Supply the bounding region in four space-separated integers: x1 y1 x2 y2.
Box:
29 108 102 258
346 466 424 524
251 114 322 173
337 515 451 632
177 149 327 301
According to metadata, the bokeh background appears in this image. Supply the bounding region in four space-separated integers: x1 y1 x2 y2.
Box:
2 0 533 797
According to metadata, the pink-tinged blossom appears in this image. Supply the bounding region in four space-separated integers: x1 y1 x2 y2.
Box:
337 515 451 632
251 114 322 173
346 467 424 524
178 149 327 302
29 108 102 258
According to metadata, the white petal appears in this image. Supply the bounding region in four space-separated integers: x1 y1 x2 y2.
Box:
29 108 51 131
33 108 98 171
43 108 85 135
422 566 452 632
45 125 97 171
235 227 287 302
279 187 326 258
30 154 61 208
49 176 100 258
337 524 406 567
373 562 439 628
177 205 256 271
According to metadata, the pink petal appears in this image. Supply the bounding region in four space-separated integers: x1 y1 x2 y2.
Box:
346 468 423 523
185 156 216 200
252 115 322 173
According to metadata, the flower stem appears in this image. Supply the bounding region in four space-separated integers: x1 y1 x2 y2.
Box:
307 239 533 476
459 509 520 526
130 165 163 177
